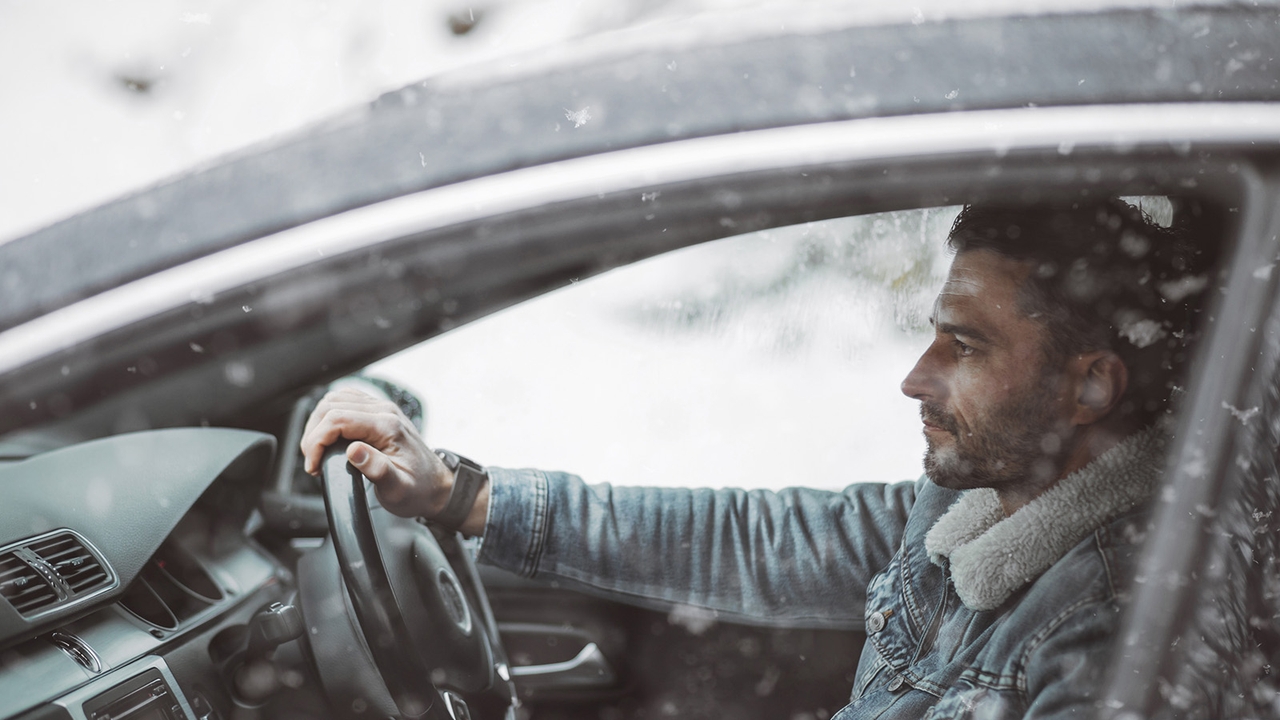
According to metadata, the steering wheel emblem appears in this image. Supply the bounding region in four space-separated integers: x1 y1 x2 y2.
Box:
437 569 472 635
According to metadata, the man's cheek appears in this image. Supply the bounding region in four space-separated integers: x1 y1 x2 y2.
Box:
953 362 1011 402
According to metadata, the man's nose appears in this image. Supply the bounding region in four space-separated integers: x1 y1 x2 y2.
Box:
901 344 944 401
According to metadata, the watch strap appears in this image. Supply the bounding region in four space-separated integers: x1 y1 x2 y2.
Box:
434 450 486 532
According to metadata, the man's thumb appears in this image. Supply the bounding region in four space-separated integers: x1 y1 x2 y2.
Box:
347 441 392 482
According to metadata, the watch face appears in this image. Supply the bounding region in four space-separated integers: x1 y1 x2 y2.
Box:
437 449 482 473
435 450 459 470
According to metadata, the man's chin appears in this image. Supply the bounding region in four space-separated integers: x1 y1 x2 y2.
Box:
923 448 988 491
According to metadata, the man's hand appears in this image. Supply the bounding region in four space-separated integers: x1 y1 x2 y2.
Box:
299 388 487 534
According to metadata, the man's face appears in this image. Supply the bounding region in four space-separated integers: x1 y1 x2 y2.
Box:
901 248 1073 492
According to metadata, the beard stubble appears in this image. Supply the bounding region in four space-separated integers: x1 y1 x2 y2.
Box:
921 380 1065 492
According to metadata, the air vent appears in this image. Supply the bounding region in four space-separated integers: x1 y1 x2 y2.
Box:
0 531 115 618
29 534 111 595
118 578 178 630
118 541 223 630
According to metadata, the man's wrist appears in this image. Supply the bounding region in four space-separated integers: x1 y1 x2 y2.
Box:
461 478 490 538
431 449 489 536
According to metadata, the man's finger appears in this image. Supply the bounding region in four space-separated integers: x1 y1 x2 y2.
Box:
303 389 388 438
300 415 351 475
300 409 399 474
347 441 398 485
349 443 419 512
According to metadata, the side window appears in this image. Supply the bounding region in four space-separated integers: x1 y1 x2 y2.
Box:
370 207 959 489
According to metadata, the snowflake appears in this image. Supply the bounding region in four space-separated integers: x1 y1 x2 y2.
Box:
1223 401 1261 425
1158 274 1209 302
564 106 592 128
1119 318 1167 348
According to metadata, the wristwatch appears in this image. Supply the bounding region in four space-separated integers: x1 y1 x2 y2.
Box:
432 449 487 532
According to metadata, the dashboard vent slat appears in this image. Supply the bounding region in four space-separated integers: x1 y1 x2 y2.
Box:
0 531 115 618
5 576 58 614
29 536 75 555
0 557 30 580
67 568 109 592
0 555 45 604
41 547 86 565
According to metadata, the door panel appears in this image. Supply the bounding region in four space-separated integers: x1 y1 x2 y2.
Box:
483 567 864 720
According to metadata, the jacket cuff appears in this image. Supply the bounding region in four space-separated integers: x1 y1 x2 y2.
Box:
475 467 549 578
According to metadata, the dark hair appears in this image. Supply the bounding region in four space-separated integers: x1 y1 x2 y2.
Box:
946 199 1216 424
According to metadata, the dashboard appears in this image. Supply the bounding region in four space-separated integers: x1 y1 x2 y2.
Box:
0 428 312 720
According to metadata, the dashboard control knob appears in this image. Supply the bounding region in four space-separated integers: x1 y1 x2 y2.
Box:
232 602 305 704
247 602 304 657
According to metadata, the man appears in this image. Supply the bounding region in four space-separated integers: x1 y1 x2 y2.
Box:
300 199 1210 718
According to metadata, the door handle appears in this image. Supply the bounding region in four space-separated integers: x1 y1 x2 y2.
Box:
508 642 615 689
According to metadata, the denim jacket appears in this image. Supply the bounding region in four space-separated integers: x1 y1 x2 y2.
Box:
476 432 1158 719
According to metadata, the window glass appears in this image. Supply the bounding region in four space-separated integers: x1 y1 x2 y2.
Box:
371 207 960 489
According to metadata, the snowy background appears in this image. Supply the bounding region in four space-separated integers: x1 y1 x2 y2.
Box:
373 211 951 489
1 0 951 489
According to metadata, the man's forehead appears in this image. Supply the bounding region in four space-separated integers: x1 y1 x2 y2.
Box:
938 268 989 300
941 250 1033 300
932 249 1036 325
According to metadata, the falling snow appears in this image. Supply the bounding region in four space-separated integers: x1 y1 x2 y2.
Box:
1119 318 1167 348
668 604 718 635
1158 274 1208 302
1223 401 1261 425
564 106 592 128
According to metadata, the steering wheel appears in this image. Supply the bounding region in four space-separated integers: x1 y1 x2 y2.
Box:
312 440 516 719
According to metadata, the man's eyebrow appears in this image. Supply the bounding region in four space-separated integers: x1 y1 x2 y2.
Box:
936 321 993 344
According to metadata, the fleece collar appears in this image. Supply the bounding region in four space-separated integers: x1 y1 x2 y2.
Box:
924 427 1165 611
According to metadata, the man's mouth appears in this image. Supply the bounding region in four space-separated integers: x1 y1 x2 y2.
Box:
922 422 950 438
920 405 958 436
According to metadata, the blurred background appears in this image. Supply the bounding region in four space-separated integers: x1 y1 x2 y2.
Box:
2 0 804 241
373 211 950 489
0 0 950 488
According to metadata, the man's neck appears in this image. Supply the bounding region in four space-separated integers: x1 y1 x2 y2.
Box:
995 422 1132 516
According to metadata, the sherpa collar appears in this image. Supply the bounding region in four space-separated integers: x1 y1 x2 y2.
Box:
923 426 1165 611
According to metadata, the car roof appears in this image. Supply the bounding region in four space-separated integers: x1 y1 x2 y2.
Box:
0 2 1275 334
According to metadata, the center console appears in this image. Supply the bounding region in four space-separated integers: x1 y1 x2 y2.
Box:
55 658 196 720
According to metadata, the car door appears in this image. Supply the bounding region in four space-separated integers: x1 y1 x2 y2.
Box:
1098 168 1280 718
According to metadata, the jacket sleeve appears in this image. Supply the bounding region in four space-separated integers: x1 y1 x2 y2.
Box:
476 467 918 629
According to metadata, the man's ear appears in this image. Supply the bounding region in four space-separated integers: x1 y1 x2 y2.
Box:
1072 351 1128 425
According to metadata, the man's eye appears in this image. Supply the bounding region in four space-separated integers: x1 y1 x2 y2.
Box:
954 339 975 356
